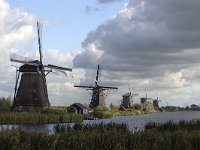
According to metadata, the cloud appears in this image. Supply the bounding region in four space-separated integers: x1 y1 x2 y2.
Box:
0 0 36 97
73 43 104 69
74 0 200 76
0 0 36 65
73 0 200 106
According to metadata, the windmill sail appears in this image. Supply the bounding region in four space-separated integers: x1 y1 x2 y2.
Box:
74 85 94 89
10 53 37 65
95 65 100 86
46 64 72 71
37 21 43 64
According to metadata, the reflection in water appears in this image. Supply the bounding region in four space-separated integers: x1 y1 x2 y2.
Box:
1 111 200 132
0 124 55 133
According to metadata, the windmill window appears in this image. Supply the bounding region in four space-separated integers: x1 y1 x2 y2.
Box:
32 89 37 101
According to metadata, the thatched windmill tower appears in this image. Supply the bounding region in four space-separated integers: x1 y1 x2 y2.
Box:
153 97 162 108
74 65 118 108
120 83 139 109
120 93 132 109
10 22 72 111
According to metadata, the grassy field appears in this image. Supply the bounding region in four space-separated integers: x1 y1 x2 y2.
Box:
0 111 84 124
1 120 200 149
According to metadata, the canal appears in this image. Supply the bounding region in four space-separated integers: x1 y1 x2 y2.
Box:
1 111 200 132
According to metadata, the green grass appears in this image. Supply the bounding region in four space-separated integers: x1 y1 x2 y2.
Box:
1 120 200 149
0 111 84 124
145 119 200 131
0 97 84 124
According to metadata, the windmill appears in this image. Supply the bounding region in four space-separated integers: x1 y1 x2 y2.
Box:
120 81 139 109
140 87 149 104
10 21 72 111
140 93 162 108
153 96 162 108
74 65 118 108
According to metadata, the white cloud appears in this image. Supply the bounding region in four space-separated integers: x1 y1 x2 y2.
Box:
0 0 36 98
43 49 77 67
0 0 36 65
73 43 104 69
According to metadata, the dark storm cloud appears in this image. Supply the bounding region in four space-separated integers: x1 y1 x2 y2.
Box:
74 0 200 78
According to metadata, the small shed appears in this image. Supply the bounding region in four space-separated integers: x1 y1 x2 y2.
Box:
67 103 88 114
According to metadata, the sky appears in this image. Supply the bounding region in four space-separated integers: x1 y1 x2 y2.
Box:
1 0 200 107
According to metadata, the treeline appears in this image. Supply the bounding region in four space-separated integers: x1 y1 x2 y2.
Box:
1 120 200 149
0 96 12 112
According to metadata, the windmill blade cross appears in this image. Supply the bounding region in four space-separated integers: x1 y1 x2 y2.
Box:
10 53 34 63
95 65 100 86
10 53 40 66
57 70 68 77
46 64 72 71
98 86 118 89
74 85 94 89
86 88 93 90
37 21 43 64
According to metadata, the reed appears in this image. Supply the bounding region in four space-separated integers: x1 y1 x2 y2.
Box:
145 119 200 131
1 120 200 149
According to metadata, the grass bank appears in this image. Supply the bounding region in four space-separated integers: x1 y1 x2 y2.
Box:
0 109 83 124
1 120 200 149
0 96 163 124
0 97 84 124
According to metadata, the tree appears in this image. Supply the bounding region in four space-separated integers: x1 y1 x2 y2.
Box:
0 96 12 112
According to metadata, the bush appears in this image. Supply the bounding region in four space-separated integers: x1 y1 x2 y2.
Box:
0 96 12 112
142 101 155 113
133 103 143 112
92 106 113 119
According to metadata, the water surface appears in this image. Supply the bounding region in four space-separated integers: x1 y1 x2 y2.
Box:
1 111 200 132
84 111 200 131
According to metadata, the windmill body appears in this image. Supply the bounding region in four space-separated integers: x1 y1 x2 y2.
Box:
120 92 132 109
90 87 106 108
74 65 118 108
120 82 139 109
153 97 161 108
11 22 72 111
13 63 49 111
